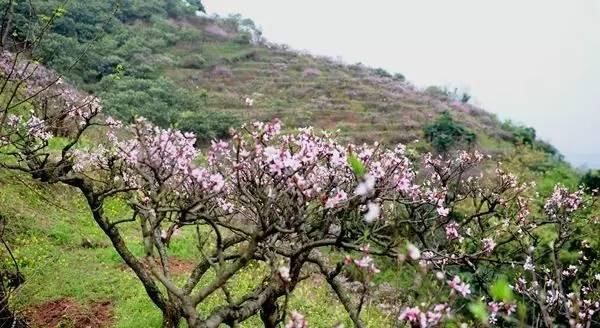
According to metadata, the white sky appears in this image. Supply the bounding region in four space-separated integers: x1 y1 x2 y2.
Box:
204 0 600 168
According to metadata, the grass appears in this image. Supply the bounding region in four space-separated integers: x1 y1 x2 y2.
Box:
0 171 391 327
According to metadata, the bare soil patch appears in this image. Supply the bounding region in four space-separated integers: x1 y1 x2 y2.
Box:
26 298 113 328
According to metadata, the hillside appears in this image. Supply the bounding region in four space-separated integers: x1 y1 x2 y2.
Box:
1 2 594 328
4 0 540 153
164 16 502 145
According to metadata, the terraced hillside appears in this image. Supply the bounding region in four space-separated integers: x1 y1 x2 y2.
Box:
166 16 509 147
6 0 515 154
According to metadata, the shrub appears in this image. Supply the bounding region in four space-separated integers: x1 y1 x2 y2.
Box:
179 54 206 69
176 111 237 144
373 67 392 78
502 121 565 160
423 111 476 153
203 24 229 39
503 121 536 146
581 170 600 192
393 73 405 82
209 65 233 77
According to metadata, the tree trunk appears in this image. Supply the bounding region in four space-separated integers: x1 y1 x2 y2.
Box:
259 299 279 328
162 303 182 328
0 288 27 328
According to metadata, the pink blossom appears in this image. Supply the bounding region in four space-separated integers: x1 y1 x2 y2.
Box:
398 307 422 323
523 256 535 271
353 255 374 269
482 238 496 254
447 276 471 297
407 243 421 260
354 174 376 196
544 185 584 217
363 202 381 223
325 190 348 209
278 266 291 283
285 311 307 328
353 254 380 274
6 114 20 128
105 116 122 128
437 206 450 217
25 116 52 141
445 221 460 241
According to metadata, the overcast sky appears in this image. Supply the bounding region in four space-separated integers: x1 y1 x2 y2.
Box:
204 0 600 169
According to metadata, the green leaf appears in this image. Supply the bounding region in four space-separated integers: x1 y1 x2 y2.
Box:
348 153 366 177
490 277 513 301
468 301 488 323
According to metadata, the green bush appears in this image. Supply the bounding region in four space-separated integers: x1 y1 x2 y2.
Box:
393 73 406 82
179 54 207 69
176 111 237 144
581 170 600 192
502 121 564 160
424 111 476 153
373 67 392 78
502 121 536 146
98 76 193 126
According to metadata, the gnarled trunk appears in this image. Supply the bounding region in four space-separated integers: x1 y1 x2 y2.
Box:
259 298 280 328
162 302 182 328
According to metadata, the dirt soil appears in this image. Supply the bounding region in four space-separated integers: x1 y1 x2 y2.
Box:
26 298 113 328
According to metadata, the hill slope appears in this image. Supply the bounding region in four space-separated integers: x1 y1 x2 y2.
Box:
5 0 524 152
167 25 503 146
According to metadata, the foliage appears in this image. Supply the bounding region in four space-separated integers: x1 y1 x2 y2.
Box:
179 54 207 69
503 120 536 146
501 121 564 161
393 72 406 82
2 0 236 143
373 67 392 78
176 111 236 144
423 111 476 153
581 170 600 192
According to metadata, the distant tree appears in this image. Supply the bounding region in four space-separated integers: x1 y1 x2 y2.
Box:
187 0 206 13
425 85 471 104
581 170 600 192
179 54 206 69
424 111 476 153
460 91 471 104
393 73 406 82
373 67 392 78
503 121 536 146
177 111 237 145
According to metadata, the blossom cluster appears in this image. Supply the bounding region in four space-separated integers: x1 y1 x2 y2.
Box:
0 51 103 142
544 185 584 219
398 304 450 327
6 110 598 327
